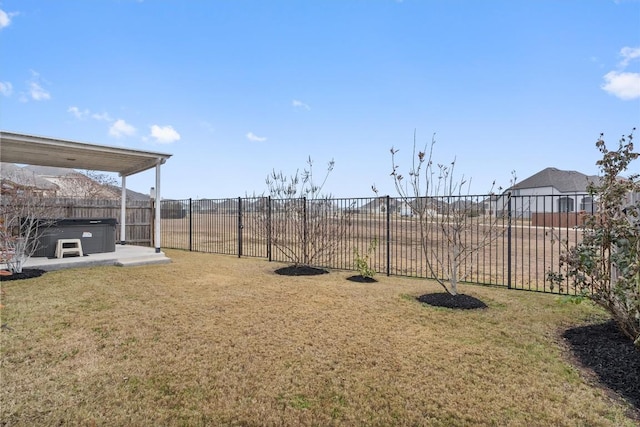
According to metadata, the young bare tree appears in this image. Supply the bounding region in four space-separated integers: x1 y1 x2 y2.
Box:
390 132 510 295
262 157 352 267
0 173 63 273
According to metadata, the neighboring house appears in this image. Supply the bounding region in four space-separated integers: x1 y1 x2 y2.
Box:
361 197 411 216
105 185 150 202
24 165 119 199
190 199 217 213
1 163 150 201
0 163 59 197
361 197 453 217
482 194 503 216
489 167 600 221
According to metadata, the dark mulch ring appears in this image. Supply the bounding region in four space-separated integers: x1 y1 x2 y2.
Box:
417 292 488 310
563 320 640 413
275 265 329 276
0 268 47 281
346 275 378 283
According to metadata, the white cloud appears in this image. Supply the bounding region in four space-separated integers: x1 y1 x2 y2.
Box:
92 112 112 121
26 71 51 101
68 106 90 119
68 106 112 121
246 132 267 142
0 81 13 96
292 99 311 110
601 46 640 100
602 71 640 100
0 9 12 30
109 119 137 138
29 82 50 101
619 46 640 67
150 125 180 144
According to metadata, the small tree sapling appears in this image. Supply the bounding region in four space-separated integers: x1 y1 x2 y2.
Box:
390 131 510 296
263 157 352 267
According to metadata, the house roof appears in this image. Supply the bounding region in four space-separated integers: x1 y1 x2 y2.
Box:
0 162 58 190
23 164 78 177
0 131 172 177
360 197 404 210
511 167 600 193
2 162 152 200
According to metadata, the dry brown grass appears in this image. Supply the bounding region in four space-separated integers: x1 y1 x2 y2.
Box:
161 213 585 293
1 250 637 426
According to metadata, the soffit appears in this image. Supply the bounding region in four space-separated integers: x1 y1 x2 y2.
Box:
0 131 172 177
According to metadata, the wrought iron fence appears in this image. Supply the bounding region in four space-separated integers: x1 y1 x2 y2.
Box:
160 193 594 294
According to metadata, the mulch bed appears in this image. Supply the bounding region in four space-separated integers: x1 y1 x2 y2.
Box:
563 320 640 413
417 292 488 310
0 268 47 282
275 265 329 276
416 291 639 414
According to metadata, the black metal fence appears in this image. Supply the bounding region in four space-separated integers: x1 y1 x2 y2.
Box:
160 194 594 294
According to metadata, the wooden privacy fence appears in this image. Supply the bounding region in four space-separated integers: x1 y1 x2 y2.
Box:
41 198 153 246
531 212 588 228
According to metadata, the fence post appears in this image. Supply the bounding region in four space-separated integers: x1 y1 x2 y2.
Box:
238 197 243 258
267 196 272 262
507 192 512 290
386 195 391 276
149 199 154 247
188 198 192 251
303 197 307 265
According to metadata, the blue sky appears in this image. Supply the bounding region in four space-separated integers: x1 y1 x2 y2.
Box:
1 0 639 199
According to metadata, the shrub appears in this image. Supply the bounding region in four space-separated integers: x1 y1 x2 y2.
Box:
548 130 639 347
353 238 377 279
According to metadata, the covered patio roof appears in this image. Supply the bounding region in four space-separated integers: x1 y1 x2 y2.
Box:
1 130 172 253
0 131 172 177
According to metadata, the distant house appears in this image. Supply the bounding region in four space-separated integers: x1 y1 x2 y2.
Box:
0 163 150 201
489 167 600 220
0 163 58 197
361 197 411 216
361 197 454 217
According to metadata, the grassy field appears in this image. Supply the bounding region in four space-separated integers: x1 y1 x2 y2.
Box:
1 250 637 426
161 212 584 293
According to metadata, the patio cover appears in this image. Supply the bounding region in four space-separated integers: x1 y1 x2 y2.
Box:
0 131 172 252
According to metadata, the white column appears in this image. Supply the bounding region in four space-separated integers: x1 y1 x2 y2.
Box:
155 163 161 253
120 175 127 244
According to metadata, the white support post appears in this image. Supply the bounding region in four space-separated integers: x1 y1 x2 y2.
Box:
120 175 127 245
155 163 161 253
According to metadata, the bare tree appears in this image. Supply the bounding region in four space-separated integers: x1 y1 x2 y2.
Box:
0 174 63 273
390 132 511 295
262 157 352 266
51 170 119 199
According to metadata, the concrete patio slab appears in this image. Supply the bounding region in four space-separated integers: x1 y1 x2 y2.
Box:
19 244 171 271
